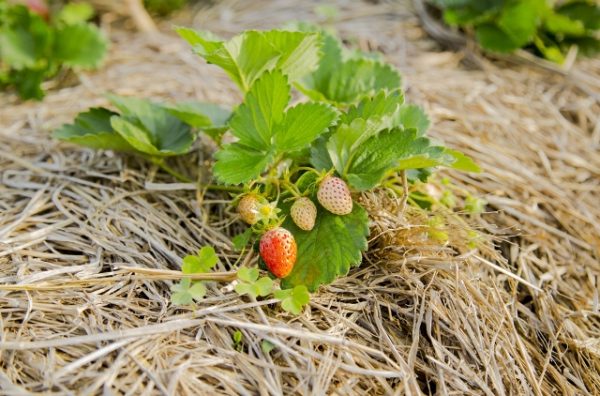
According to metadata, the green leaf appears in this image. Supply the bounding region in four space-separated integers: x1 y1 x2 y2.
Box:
281 204 369 291
232 330 243 344
188 282 207 300
56 2 95 25
440 0 503 25
475 23 521 53
566 36 600 56
213 143 273 184
9 68 46 100
107 95 195 156
232 228 253 251
53 107 133 151
171 277 206 305
342 90 404 125
497 0 547 47
310 136 334 171
261 30 322 82
110 116 161 155
182 246 218 274
237 267 259 283
0 5 52 69
213 31 280 92
346 128 434 191
216 70 335 184
544 12 586 37
176 28 321 92
295 170 320 193
234 283 254 297
301 58 402 105
297 31 401 105
444 148 480 172
261 340 275 354
53 23 107 69
556 1 600 31
177 28 277 91
175 27 223 54
235 268 274 298
396 104 430 136
300 31 343 99
274 102 338 152
197 246 218 267
312 90 404 172
274 285 310 314
396 152 447 170
254 277 275 296
229 70 290 149
164 101 231 130
326 115 397 176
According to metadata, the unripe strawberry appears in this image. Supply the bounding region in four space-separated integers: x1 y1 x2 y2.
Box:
317 176 352 215
237 194 261 225
259 227 297 278
290 197 317 231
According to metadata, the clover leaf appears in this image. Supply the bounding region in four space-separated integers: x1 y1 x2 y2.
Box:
182 246 219 274
234 267 274 298
171 277 207 305
274 285 310 315
171 247 218 306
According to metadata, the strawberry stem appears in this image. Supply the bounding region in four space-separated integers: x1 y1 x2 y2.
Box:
153 158 193 183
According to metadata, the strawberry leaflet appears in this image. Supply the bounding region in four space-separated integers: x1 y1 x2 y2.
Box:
281 204 369 292
214 70 338 184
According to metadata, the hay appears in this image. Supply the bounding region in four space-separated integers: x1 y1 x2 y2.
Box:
1 0 599 394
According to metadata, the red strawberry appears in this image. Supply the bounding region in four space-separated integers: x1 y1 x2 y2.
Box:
259 227 297 278
317 176 352 215
237 194 262 225
290 197 317 231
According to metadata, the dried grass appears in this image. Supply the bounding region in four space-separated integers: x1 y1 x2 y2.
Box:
1 0 599 394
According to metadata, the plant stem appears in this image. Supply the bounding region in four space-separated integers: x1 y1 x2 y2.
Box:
281 180 301 198
400 170 409 213
121 267 238 282
153 158 193 183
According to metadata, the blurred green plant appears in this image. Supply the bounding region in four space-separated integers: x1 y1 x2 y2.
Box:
431 0 600 63
143 0 187 16
0 1 107 100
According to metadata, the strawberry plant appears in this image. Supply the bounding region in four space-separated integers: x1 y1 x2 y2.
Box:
55 27 480 314
53 94 231 179
430 0 600 63
0 1 107 100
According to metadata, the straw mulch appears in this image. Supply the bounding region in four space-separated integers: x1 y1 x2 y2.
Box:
1 0 599 394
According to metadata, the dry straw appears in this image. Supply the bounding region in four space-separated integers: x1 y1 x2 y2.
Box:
1 0 599 394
